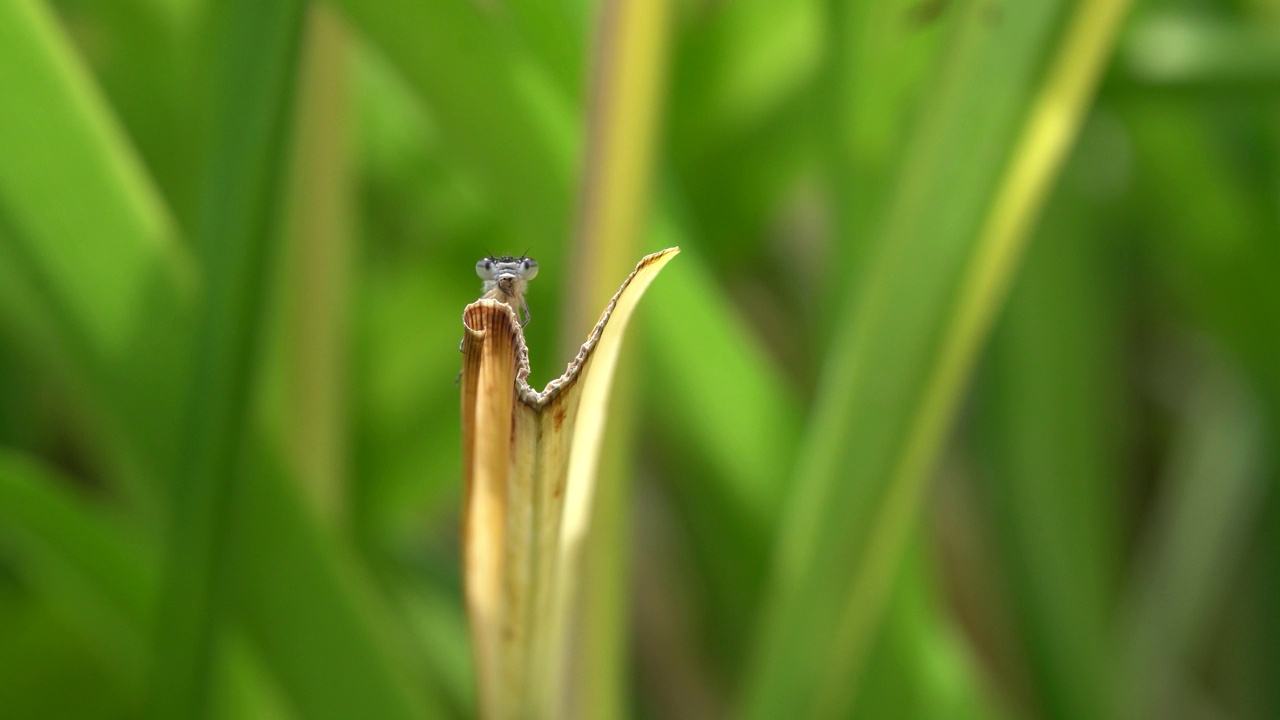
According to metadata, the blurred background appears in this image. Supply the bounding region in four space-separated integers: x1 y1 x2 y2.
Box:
0 0 1278 719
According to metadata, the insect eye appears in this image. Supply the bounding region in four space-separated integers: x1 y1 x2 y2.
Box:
475 258 493 278
520 258 538 279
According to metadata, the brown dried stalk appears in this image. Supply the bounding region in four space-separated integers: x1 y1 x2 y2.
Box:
459 247 678 720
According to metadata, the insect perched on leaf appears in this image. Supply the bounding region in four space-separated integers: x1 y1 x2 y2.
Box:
476 254 539 327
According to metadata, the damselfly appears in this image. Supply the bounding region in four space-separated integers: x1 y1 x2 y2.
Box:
476 255 538 326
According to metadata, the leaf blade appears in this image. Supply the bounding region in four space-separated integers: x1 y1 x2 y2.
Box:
744 2 1135 717
460 248 678 719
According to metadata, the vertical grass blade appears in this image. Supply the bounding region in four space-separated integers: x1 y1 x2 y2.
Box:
281 4 354 520
564 0 671 334
744 1 1134 718
146 0 306 717
981 199 1123 720
560 1 672 717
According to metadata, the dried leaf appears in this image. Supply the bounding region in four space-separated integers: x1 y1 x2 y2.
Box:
459 247 678 719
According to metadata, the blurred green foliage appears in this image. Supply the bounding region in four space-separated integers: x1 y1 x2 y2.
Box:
0 0 1277 719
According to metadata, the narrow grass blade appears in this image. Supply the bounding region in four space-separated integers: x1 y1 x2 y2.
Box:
743 1 1134 717
54 0 202 223
460 248 678 720
563 0 671 339
820 0 952 290
146 0 305 717
280 4 354 521
559 2 672 716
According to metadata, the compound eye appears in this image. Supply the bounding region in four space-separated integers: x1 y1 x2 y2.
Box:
520 258 538 280
475 258 493 278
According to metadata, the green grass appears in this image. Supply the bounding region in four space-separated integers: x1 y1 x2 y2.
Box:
0 0 1277 718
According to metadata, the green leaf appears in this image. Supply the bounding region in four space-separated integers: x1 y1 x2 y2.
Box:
53 0 205 224
146 0 307 716
0 0 183 364
743 1 1135 717
979 189 1124 720
0 0 192 510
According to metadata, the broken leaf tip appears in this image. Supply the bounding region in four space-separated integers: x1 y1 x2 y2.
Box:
460 247 679 407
